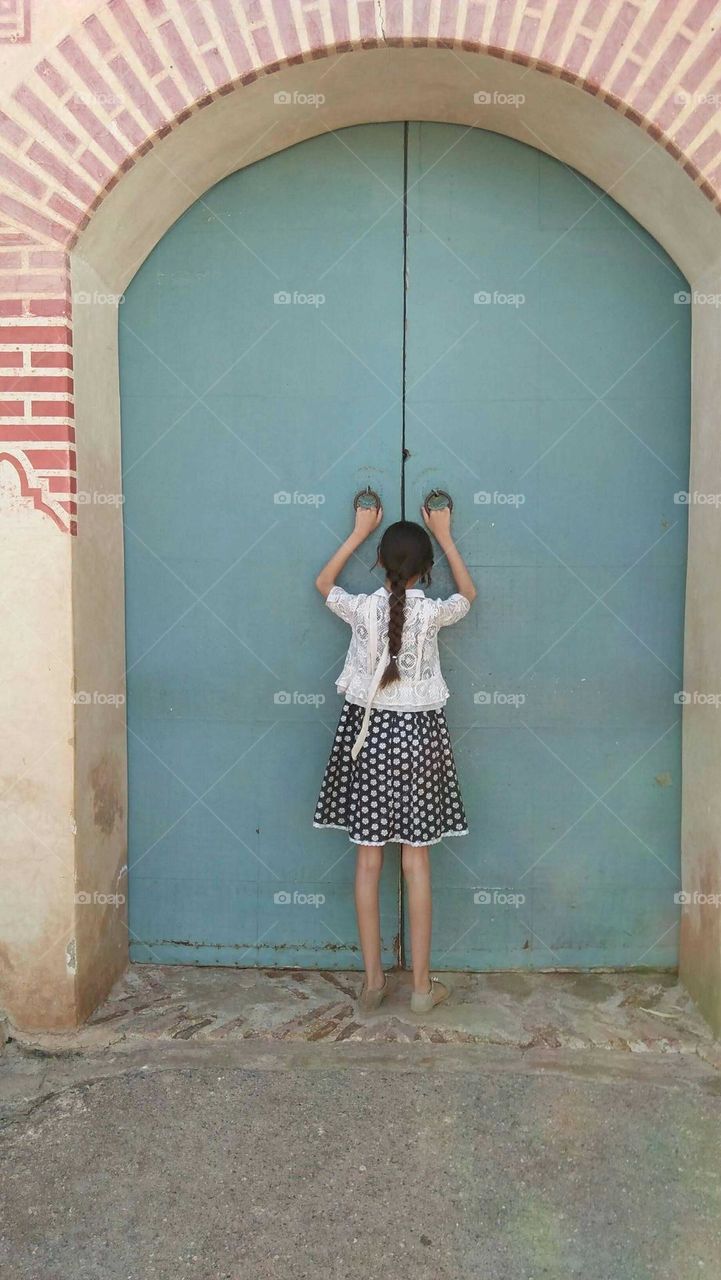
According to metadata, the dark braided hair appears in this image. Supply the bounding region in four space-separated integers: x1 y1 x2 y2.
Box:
377 521 434 688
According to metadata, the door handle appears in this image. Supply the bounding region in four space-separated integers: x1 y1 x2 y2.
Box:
353 486 382 511
424 488 453 512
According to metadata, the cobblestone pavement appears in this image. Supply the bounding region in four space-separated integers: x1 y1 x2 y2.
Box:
8 965 719 1064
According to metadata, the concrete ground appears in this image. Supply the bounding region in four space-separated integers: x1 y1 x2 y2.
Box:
2 968 721 1279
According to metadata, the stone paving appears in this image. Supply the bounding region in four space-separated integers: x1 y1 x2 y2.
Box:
8 965 720 1067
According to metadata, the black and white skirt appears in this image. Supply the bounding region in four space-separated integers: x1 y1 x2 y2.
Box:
313 701 468 847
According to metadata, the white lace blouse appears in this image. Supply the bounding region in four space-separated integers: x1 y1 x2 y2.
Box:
326 585 471 713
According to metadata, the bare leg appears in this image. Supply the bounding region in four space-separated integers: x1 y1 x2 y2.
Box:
354 844 385 989
402 844 432 995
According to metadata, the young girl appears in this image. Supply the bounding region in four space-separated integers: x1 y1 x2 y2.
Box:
313 499 476 1014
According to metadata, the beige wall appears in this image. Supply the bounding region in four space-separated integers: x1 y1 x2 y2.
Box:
71 256 129 1024
0 485 77 1028
0 259 128 1030
680 263 721 1028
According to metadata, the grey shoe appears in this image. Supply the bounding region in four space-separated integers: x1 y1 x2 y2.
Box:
410 976 450 1014
358 974 388 1014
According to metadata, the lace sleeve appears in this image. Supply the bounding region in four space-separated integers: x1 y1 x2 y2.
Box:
325 585 365 626
434 593 471 627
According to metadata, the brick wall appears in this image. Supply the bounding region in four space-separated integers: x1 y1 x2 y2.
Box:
0 233 73 530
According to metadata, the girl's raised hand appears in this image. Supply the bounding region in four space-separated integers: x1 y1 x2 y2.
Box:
353 503 383 541
421 503 452 545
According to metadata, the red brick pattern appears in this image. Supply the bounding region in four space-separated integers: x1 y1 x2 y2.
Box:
0 0 719 530
0 230 74 531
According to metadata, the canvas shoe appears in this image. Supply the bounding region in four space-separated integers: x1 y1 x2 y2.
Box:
410 976 450 1014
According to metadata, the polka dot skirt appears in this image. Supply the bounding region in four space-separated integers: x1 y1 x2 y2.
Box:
313 702 469 846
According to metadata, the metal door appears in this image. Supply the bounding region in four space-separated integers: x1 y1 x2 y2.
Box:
122 121 690 973
402 123 690 969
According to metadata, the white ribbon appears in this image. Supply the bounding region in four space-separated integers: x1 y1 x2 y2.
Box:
350 639 389 761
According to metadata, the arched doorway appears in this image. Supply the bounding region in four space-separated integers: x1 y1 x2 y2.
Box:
120 122 690 971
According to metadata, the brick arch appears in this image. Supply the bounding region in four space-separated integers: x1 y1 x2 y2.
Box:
1 0 720 530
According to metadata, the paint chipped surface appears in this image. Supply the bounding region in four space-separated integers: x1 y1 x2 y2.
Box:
89 756 123 836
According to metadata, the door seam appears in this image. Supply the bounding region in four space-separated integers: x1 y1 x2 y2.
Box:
398 120 409 969
400 119 409 523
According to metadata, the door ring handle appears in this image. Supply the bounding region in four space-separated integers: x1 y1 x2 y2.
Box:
353 486 382 511
424 488 453 512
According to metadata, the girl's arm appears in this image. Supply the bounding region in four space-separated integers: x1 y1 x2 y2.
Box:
315 504 383 598
421 505 477 603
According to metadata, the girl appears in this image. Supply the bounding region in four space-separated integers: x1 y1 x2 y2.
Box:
313 499 476 1015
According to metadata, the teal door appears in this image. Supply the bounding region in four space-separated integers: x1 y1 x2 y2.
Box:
121 123 690 972
121 125 405 967
403 124 689 970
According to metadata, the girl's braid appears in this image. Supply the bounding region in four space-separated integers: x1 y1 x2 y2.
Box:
380 566 408 688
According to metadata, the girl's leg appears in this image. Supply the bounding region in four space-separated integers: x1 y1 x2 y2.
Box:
402 844 432 994
354 844 385 989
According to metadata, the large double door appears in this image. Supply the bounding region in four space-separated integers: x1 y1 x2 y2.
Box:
120 123 689 971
